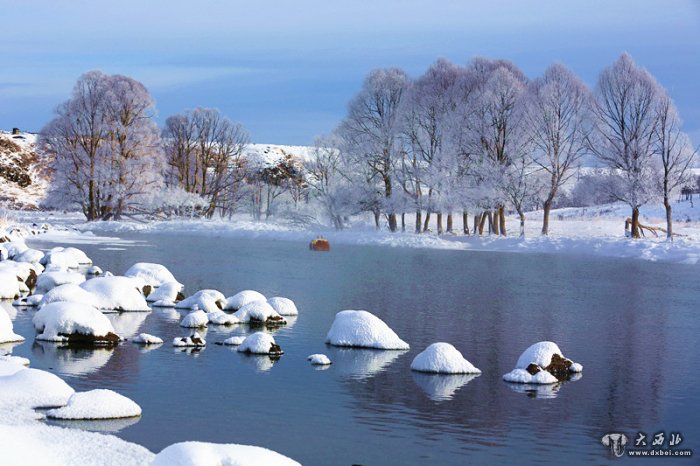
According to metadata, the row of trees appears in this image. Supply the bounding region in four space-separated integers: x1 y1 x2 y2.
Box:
311 53 696 239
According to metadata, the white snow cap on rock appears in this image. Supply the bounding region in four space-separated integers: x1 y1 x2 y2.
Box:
502 368 559 384
307 354 331 365
0 354 30 367
151 441 301 466
225 290 266 310
325 310 409 350
146 281 184 303
238 332 282 354
0 271 23 299
207 310 240 326
35 271 85 294
221 335 245 346
46 389 141 420
503 341 582 384
13 294 43 307
86 265 103 275
42 247 92 269
176 289 226 313
14 248 44 265
410 343 481 374
80 276 150 312
173 332 206 347
233 301 285 324
267 297 298 316
132 333 163 345
32 302 117 343
38 284 100 309
0 367 75 408
124 262 180 288
0 307 24 344
180 310 209 328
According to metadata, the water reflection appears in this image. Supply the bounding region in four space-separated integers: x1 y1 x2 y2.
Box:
504 381 562 399
106 312 149 339
327 348 407 380
152 307 180 321
31 341 114 376
46 415 141 433
238 353 279 373
412 373 480 402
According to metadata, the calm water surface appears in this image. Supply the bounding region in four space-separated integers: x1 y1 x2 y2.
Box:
5 232 699 465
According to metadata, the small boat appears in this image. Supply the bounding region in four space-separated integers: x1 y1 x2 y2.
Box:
309 237 330 252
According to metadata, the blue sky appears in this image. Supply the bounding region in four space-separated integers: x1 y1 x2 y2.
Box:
1 1 699 146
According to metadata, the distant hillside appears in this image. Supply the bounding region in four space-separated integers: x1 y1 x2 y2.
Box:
0 131 48 209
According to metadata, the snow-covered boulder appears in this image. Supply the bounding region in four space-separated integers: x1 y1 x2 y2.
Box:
225 290 266 311
80 277 150 312
173 332 206 347
180 310 209 328
12 294 43 307
502 341 582 384
46 389 141 420
151 442 301 466
2 240 28 259
35 271 85 294
176 289 226 313
267 297 298 316
410 343 481 374
86 265 103 276
41 246 92 269
307 354 331 365
38 284 101 309
325 310 409 350
32 302 120 345
233 301 286 326
0 260 39 289
0 272 22 299
0 367 75 408
14 248 44 265
237 332 283 355
124 262 181 289
0 354 30 367
207 310 240 326
146 281 184 304
0 307 24 343
219 335 245 346
132 333 163 345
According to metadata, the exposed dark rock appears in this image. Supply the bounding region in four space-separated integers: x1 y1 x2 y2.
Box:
526 363 541 375
309 238 330 252
545 353 574 381
176 291 185 302
57 331 120 346
142 285 152 297
269 343 284 355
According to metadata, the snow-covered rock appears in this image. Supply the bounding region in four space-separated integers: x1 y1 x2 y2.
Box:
151 441 301 466
0 307 24 343
2 240 28 259
132 333 163 345
124 262 180 288
220 335 245 346
0 359 26 376
0 367 74 408
176 289 226 313
0 272 22 299
12 294 43 307
86 265 103 276
14 248 44 265
41 246 91 269
35 271 85 294
180 310 209 328
307 354 331 365
46 389 141 420
503 341 582 384
80 276 150 311
32 302 120 345
0 354 30 367
146 281 184 303
173 332 206 347
0 260 41 288
267 296 298 316
237 332 283 355
233 301 285 326
225 290 266 310
207 310 240 326
38 284 101 309
410 343 481 374
325 310 409 350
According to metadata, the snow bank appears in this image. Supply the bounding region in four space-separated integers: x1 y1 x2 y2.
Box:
325 310 409 350
176 289 226 313
0 307 24 344
146 281 184 304
503 341 582 384
38 283 101 309
207 310 240 326
225 290 266 310
151 441 300 466
0 367 74 408
132 333 163 345
41 246 91 268
237 332 283 355
220 335 245 346
410 343 481 374
307 354 331 365
173 332 206 347
233 301 285 325
32 302 119 344
267 296 298 316
80 276 150 311
35 270 85 294
46 389 141 420
180 310 209 328
124 262 180 288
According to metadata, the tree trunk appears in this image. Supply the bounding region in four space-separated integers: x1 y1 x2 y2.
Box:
478 212 487 235
518 209 525 237
415 211 422 234
474 214 480 236
423 211 431 232
463 211 470 236
388 213 398 232
401 213 406 232
631 207 641 239
541 198 552 236
492 209 500 235
486 211 494 235
664 198 673 241
436 212 443 235
446 213 453 233
499 206 507 236
374 210 380 230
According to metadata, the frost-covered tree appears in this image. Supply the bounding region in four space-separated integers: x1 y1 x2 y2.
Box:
589 53 660 238
307 135 353 229
39 71 164 220
653 93 697 239
525 63 592 235
338 68 409 232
